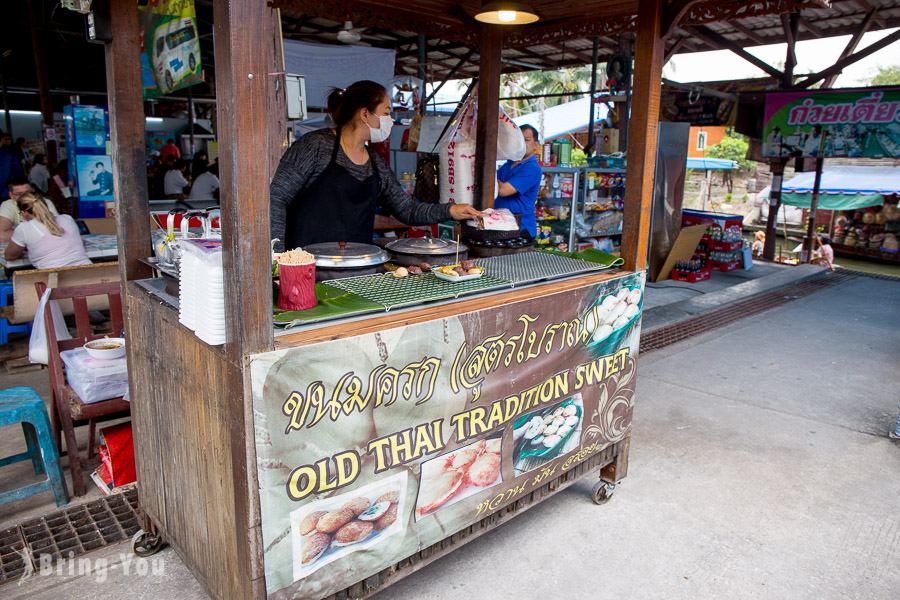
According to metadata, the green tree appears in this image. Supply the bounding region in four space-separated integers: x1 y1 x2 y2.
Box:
705 129 755 171
501 65 597 116
869 64 900 86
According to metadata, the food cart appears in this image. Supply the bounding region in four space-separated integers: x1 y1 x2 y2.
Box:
101 0 815 597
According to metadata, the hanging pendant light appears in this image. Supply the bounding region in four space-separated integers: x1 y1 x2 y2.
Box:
474 1 540 25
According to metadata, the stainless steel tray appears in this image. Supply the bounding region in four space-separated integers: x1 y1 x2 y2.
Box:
473 251 611 284
323 271 512 311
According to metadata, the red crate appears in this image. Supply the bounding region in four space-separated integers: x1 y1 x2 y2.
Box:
710 240 743 252
710 260 740 272
671 267 711 283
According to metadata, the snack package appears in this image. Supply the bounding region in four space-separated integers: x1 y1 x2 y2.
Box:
477 208 519 231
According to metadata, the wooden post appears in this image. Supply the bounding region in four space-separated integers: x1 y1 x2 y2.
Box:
617 35 632 150
622 0 665 273
213 0 275 358
762 159 784 260
268 8 287 175
105 0 152 282
27 0 57 166
474 24 502 210
803 154 825 262
586 37 600 156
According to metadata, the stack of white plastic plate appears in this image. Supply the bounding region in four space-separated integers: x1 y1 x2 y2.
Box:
178 240 226 345
178 249 198 330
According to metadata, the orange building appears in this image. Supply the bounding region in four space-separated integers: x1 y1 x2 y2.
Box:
688 126 726 158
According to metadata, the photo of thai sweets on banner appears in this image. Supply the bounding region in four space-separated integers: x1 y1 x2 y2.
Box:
582 285 643 358
512 395 583 476
290 472 408 581
414 433 503 521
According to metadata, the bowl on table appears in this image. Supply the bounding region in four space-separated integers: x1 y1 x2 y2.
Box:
84 338 126 360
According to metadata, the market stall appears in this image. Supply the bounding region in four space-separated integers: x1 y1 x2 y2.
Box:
100 0 816 598
779 165 900 262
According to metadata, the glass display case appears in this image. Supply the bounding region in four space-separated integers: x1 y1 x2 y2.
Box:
576 167 626 254
536 166 581 251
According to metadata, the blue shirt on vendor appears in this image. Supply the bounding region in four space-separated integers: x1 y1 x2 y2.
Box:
495 124 542 238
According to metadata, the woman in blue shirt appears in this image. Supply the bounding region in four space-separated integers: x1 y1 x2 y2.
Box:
496 124 541 238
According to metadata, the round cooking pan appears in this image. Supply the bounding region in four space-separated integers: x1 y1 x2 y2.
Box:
305 241 390 281
385 237 468 267
461 212 523 241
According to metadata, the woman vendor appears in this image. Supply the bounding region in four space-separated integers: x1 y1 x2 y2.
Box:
270 80 483 251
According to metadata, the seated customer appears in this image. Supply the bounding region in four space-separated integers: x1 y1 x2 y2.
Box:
163 158 190 199
0 177 59 243
189 162 219 200
4 192 91 269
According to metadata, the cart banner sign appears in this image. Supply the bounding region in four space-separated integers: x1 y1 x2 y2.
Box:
660 78 776 127
250 273 645 598
140 0 202 100
763 89 900 159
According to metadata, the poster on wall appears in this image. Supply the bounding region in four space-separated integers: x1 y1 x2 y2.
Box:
71 106 107 149
140 0 203 99
145 131 173 155
250 273 646 599
75 155 114 201
763 88 900 158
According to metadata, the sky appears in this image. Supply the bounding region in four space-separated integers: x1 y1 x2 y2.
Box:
666 28 899 86
428 28 900 106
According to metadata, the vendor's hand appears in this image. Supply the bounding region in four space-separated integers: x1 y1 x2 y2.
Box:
449 204 486 221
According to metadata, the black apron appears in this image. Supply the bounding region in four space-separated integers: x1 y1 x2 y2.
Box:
285 131 381 250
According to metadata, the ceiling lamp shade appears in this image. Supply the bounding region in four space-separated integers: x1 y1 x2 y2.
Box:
474 1 540 25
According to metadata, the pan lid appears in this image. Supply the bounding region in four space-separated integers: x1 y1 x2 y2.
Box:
385 237 468 255
304 241 390 268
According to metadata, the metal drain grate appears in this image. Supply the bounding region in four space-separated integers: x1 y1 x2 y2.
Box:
639 271 857 353
0 487 141 585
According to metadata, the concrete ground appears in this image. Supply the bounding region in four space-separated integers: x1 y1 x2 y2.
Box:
2 269 898 598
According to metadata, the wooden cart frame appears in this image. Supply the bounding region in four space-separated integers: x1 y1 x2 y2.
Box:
101 0 806 597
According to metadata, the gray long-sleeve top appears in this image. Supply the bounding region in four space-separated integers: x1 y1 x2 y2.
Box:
270 128 451 252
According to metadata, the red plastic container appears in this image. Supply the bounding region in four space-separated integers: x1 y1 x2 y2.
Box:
710 260 740 272
710 240 743 252
671 267 711 283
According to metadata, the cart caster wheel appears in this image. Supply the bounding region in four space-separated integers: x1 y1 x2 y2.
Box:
132 529 164 557
591 481 616 505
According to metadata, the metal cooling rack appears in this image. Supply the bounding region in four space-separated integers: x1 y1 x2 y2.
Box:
472 251 610 284
323 271 513 310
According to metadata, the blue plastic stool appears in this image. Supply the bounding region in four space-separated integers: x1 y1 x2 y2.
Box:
0 387 69 507
0 282 31 344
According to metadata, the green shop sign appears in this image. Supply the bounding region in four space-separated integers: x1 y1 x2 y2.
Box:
762 89 900 159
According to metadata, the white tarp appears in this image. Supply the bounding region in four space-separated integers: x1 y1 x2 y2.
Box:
283 40 396 109
782 165 900 195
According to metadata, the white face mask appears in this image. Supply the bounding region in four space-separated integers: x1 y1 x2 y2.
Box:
368 114 393 144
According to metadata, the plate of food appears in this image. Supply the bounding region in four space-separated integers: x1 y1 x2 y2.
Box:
432 260 484 282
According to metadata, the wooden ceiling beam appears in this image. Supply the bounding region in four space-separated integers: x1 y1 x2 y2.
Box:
664 36 687 64
797 25 900 88
781 13 799 88
853 0 886 28
513 46 560 68
796 16 824 38
822 8 876 88
662 0 705 39
728 20 767 46
546 43 594 64
687 25 784 78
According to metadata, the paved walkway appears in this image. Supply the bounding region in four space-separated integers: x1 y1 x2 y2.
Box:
3 270 898 599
